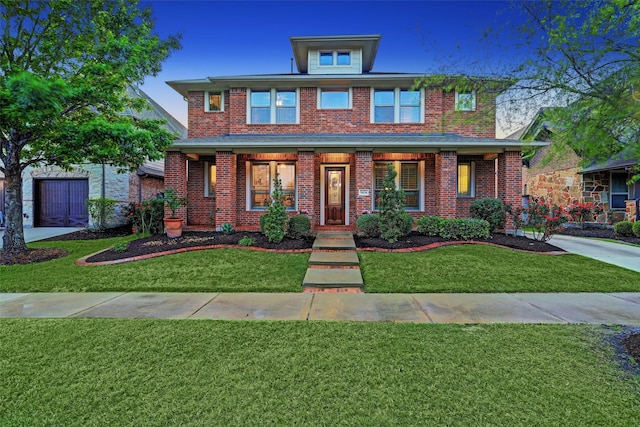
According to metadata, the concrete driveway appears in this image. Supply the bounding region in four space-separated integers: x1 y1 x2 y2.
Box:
0 227 80 248
547 234 640 273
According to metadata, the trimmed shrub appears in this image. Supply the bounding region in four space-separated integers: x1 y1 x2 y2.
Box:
416 216 442 236
287 215 311 239
377 164 406 243
401 213 414 236
357 214 380 238
262 173 288 243
633 221 640 238
438 218 490 240
614 221 634 237
469 198 505 233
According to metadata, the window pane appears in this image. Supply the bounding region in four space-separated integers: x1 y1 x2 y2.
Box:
374 90 394 106
251 91 270 107
405 191 419 209
277 164 296 190
251 107 270 124
208 165 216 196
611 194 627 209
399 106 419 123
400 91 420 106
337 52 350 65
251 164 270 209
458 164 470 195
319 52 333 65
611 174 628 192
321 89 349 108
457 92 475 111
374 106 394 123
276 91 296 107
208 93 221 111
374 163 390 190
276 107 295 123
400 164 418 190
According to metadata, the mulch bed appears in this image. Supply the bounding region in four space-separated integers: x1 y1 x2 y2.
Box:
622 333 640 363
0 248 69 266
559 226 640 245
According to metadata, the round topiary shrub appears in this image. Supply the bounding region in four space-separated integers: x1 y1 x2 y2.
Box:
357 213 380 238
614 221 634 237
469 198 505 233
287 215 311 239
401 213 414 236
632 221 640 238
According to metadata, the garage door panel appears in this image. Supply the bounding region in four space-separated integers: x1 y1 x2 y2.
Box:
36 179 88 227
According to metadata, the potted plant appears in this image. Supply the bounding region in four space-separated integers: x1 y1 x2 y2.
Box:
163 188 188 238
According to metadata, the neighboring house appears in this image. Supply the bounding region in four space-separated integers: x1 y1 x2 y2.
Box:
517 108 639 221
13 85 187 228
165 34 541 232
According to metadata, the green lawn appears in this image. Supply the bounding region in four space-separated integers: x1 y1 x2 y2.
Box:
359 245 640 293
1 320 638 426
0 238 309 292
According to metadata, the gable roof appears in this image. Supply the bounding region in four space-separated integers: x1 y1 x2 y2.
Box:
125 85 187 139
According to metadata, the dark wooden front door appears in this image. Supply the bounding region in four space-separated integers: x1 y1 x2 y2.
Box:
325 167 345 225
36 179 89 227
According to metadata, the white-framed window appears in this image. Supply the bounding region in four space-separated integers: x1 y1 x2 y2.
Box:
373 161 423 210
248 89 298 124
248 161 297 210
610 172 629 209
457 162 476 197
455 90 476 111
371 88 424 123
205 91 223 112
319 51 351 66
205 162 216 197
318 88 351 109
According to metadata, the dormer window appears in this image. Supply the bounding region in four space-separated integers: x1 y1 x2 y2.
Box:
319 51 351 67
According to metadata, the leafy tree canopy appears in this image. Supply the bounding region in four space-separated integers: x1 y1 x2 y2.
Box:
0 0 181 253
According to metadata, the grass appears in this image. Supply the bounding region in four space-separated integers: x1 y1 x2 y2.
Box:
1 320 638 426
359 245 640 293
0 238 309 292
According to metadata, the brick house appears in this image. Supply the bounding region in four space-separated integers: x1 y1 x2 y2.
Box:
165 34 539 232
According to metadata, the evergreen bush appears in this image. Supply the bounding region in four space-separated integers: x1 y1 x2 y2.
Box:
287 215 311 239
633 221 640 237
470 198 506 233
377 164 407 243
416 216 442 236
614 221 634 237
357 214 380 238
401 213 414 236
261 173 288 243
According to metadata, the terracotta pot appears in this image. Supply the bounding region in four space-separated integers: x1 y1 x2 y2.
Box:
164 217 183 238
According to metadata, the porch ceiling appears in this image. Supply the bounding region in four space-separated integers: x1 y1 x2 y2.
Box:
166 133 547 155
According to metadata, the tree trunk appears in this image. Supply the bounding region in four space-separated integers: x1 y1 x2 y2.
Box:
2 166 27 254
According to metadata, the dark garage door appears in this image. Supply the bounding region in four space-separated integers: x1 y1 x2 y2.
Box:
35 179 89 227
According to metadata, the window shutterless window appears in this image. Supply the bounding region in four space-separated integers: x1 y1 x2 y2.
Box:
319 52 333 66
319 51 351 66
455 90 476 111
248 89 298 124
249 162 297 210
205 163 216 197
372 88 423 123
457 162 475 197
319 88 351 109
373 161 422 210
337 51 351 65
205 91 223 112
610 172 629 209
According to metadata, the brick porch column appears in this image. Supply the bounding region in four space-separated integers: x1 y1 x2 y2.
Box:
436 151 457 218
297 151 315 226
355 151 373 215
164 151 188 220
498 151 522 232
215 151 237 228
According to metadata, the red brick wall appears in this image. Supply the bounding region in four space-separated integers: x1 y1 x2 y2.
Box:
186 157 216 226
187 87 497 137
455 157 496 218
128 174 164 203
215 151 237 227
498 151 523 230
355 151 373 216
164 152 188 220
436 151 457 218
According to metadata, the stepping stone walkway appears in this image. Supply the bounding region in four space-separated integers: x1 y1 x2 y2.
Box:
303 231 364 293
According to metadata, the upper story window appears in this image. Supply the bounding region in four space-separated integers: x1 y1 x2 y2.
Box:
319 51 351 66
248 89 298 124
455 90 476 111
372 88 423 123
318 88 351 109
205 91 223 112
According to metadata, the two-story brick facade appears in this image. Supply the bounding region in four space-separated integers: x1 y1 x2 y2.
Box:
166 34 541 231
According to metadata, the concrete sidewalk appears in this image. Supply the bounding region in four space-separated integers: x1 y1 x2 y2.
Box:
0 227 79 248
2 292 640 324
547 234 640 273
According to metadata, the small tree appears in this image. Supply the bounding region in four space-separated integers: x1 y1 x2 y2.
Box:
86 198 117 231
262 173 288 243
377 164 407 243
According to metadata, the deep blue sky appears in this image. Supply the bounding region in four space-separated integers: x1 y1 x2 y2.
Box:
141 0 525 135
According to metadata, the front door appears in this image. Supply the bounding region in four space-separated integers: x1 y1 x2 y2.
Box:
325 167 345 225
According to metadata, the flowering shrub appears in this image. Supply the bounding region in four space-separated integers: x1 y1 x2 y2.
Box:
527 200 570 242
504 203 525 237
566 202 604 225
127 199 164 235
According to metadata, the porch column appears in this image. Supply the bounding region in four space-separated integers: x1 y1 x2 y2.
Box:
297 151 315 226
215 151 237 228
355 151 373 214
164 151 188 219
436 151 457 218
498 151 522 231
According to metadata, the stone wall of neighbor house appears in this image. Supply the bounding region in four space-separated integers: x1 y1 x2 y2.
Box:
626 200 637 222
22 164 132 228
187 87 497 139
581 171 610 210
525 167 582 207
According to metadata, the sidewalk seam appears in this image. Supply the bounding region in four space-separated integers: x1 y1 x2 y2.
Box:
68 292 128 318
188 293 220 318
508 294 569 323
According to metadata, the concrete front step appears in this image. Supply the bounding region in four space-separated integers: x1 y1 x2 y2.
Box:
308 251 360 266
312 238 356 251
315 231 354 239
302 267 364 289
